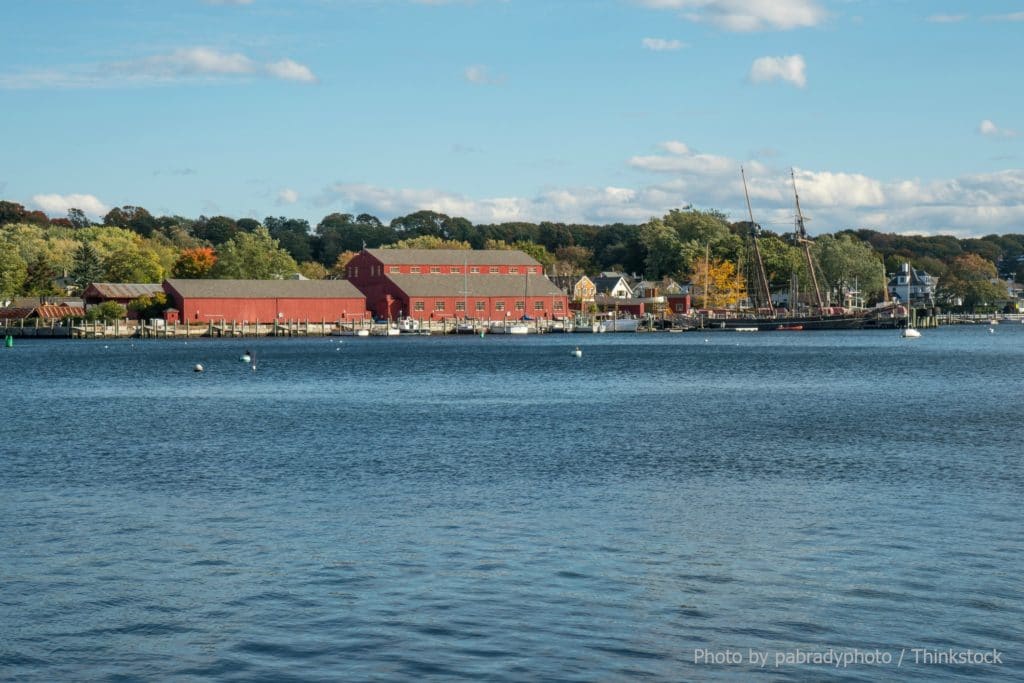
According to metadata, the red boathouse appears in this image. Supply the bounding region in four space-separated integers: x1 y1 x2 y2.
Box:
163 278 368 323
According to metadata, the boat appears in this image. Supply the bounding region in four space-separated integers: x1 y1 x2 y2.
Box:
397 317 431 335
488 321 530 335
899 262 921 339
600 316 641 332
331 325 370 337
711 168 880 331
455 319 484 335
572 318 606 333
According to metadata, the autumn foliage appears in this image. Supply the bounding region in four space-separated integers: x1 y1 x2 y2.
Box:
172 247 217 278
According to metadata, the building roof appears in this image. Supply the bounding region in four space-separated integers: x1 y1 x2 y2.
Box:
35 305 85 319
365 248 540 267
0 307 33 321
386 274 564 298
164 278 365 299
83 283 165 298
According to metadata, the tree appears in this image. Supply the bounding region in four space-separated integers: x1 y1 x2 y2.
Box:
297 261 328 280
393 235 471 250
812 234 886 303
211 227 298 279
265 216 313 262
172 247 217 278
638 218 686 279
0 201 28 226
127 292 169 320
70 241 104 292
67 208 90 229
192 215 238 245
554 245 594 275
330 250 358 278
315 212 394 266
104 244 165 283
103 205 157 236
688 258 746 309
23 253 58 295
0 242 28 299
86 301 126 321
939 253 1006 312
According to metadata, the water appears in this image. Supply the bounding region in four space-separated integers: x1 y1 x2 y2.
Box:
1 327 1021 681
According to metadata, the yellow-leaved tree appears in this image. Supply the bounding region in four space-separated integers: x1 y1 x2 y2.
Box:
688 258 746 309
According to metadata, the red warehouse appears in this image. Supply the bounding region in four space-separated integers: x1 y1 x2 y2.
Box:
163 278 368 323
344 248 569 321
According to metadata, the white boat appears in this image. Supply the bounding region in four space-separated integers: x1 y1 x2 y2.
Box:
572 320 606 333
331 326 370 337
488 321 530 335
371 324 401 336
899 263 921 339
397 317 430 335
601 316 641 332
901 327 921 338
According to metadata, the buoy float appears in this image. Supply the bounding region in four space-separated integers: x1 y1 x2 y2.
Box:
193 363 204 372
572 347 582 358
240 353 251 363
4 335 12 348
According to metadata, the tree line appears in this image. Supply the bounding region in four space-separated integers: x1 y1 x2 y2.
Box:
1 199 1021 312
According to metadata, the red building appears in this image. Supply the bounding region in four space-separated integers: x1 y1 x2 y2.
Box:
82 283 165 319
163 278 367 323
345 248 569 321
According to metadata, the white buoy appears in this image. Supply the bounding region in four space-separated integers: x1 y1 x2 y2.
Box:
193 363 204 372
572 347 582 358
240 353 251 363
989 328 995 334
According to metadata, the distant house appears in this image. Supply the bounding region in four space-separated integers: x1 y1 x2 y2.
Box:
163 279 367 323
550 275 596 303
81 283 165 319
886 264 938 307
592 273 633 299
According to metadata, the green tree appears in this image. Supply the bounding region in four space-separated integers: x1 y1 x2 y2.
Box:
297 261 329 280
67 208 91 229
940 253 1005 312
0 242 28 299
127 292 168 320
812 234 886 303
86 301 126 321
104 244 165 283
265 216 313 262
211 227 298 279
394 235 472 250
71 241 104 292
23 253 58 295
639 217 686 279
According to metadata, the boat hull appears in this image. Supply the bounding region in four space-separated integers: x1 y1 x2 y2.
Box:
706 314 868 331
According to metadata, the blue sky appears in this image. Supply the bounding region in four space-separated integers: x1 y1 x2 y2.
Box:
2 0 1022 236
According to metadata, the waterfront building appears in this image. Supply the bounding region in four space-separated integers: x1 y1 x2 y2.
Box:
82 283 165 318
163 278 367 323
345 248 569 321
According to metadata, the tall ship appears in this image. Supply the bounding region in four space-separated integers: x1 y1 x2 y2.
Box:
695 169 888 331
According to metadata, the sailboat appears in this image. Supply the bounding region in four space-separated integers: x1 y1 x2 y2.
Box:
708 169 881 331
899 262 921 338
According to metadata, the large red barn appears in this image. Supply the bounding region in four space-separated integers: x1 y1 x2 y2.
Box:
163 278 368 323
345 248 569 321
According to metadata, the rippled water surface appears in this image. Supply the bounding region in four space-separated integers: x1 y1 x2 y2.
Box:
2 327 1022 681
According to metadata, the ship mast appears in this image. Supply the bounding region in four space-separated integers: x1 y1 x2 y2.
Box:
791 169 826 310
741 166 775 317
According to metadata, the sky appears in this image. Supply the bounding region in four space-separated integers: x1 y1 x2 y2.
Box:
2 0 1022 237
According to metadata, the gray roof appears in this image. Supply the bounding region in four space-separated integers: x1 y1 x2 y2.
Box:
164 278 365 299
367 248 540 267
387 274 564 298
86 283 164 298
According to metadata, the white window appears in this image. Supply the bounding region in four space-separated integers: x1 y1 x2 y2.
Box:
435 300 445 311
414 301 424 311
411 266 421 274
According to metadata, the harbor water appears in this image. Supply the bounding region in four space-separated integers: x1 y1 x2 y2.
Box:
1 327 1021 681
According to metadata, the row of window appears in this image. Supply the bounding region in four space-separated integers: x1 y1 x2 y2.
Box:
411 300 565 312
349 265 540 277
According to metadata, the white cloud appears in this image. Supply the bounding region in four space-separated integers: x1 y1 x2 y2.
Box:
749 54 806 88
265 58 318 83
277 188 299 205
926 14 967 23
979 119 1018 138
316 139 1024 236
31 193 109 218
0 47 317 89
982 12 1024 22
642 37 686 51
464 64 505 85
637 0 827 32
